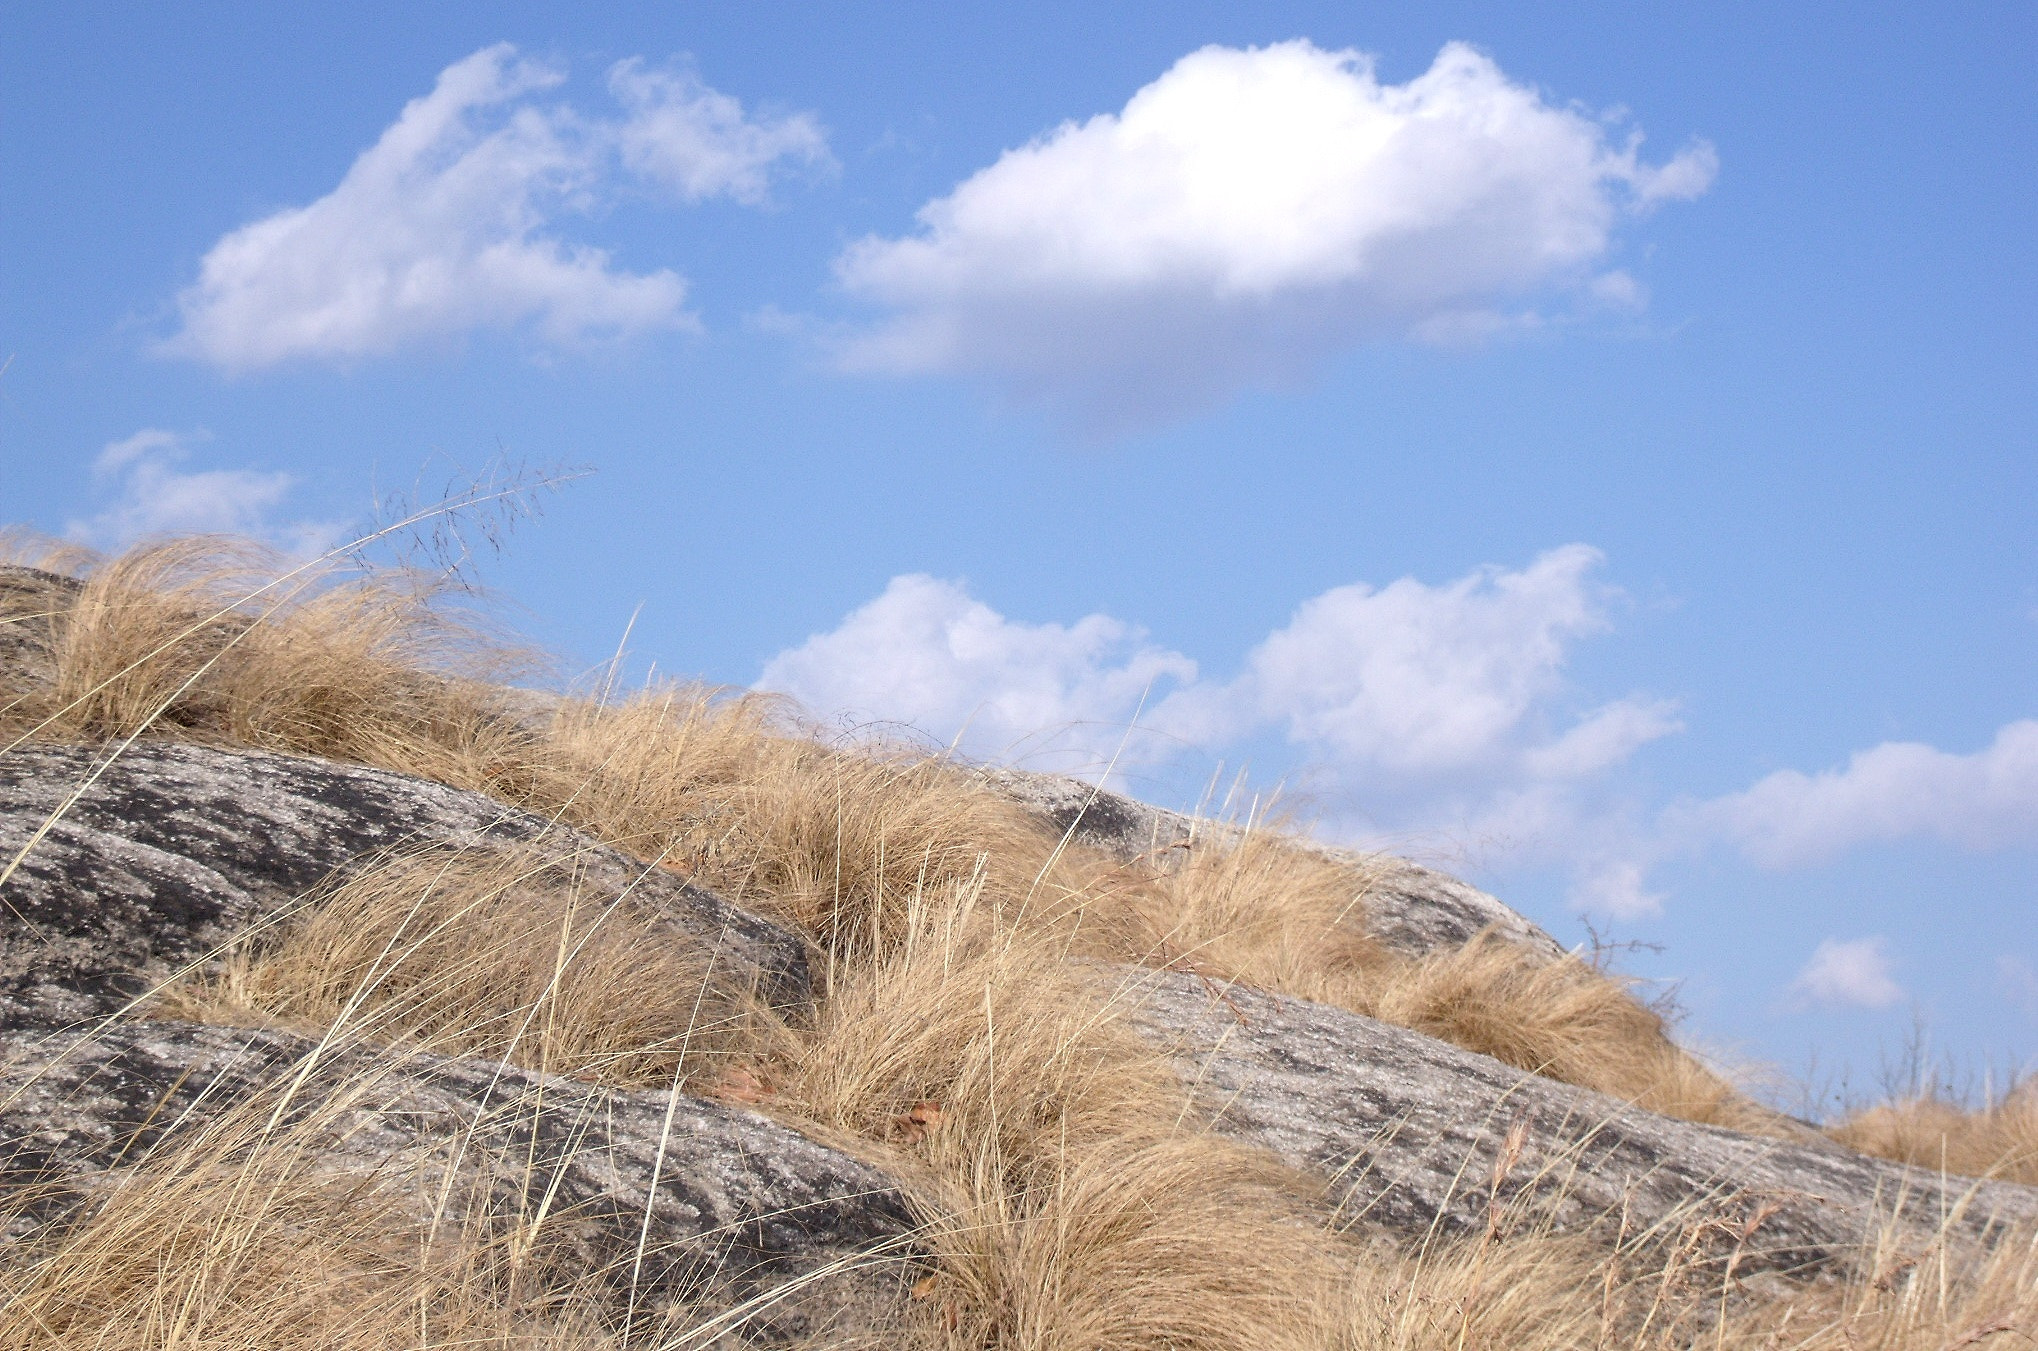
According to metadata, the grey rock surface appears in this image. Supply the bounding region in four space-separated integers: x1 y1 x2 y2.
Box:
0 740 812 1028
982 767 1567 962
1116 966 2038 1277
0 1019 920 1342
0 566 71 689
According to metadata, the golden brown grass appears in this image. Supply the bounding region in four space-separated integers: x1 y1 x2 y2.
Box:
0 535 1759 1125
0 1045 620 1350
4 532 2036 1350
153 845 760 1090
1831 1081 2038 1185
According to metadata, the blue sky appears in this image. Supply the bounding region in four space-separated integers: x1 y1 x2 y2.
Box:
4 1 2035 1102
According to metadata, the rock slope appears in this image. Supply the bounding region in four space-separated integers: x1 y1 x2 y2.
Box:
0 740 810 1029
2 731 2034 1341
1115 966 2038 1279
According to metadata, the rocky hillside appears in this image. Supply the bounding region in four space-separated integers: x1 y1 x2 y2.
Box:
2 543 2033 1349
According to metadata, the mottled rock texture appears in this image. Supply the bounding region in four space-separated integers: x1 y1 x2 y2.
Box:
0 1018 921 1341
0 567 69 688
0 740 812 1028
1118 966 2038 1276
981 767 1567 961
0 730 911 1341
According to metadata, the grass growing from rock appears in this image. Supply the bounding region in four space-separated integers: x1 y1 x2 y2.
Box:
2 533 2034 1349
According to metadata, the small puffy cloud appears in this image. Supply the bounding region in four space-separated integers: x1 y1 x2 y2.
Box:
67 429 344 556
835 40 1715 431
609 59 830 204
1173 545 1678 782
165 44 824 371
1680 721 2038 869
757 574 1196 769
1567 858 1666 921
1789 937 1905 1010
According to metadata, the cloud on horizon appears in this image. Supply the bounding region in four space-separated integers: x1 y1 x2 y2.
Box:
1669 721 2038 868
833 40 1716 433
164 44 827 372
67 429 344 555
762 549 2038 920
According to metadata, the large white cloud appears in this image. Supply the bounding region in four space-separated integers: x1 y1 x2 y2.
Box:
164 45 827 371
757 574 1197 770
66 429 343 556
835 40 1715 431
1677 721 2038 868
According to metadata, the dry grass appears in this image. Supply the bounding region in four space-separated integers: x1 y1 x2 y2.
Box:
0 1048 620 1350
4 533 2036 1349
1714 1223 2038 1349
153 845 760 1089
1831 1081 2038 1185
0 537 1758 1123
0 534 536 781
751 908 1345 1351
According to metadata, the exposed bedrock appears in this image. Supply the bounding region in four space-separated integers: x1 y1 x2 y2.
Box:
0 740 813 1028
0 1019 921 1342
1115 966 2038 1278
980 767 1568 962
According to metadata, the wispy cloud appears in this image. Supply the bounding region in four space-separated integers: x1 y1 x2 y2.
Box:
66 429 343 555
163 44 828 372
1670 721 2038 868
1788 937 1906 1010
833 39 1714 433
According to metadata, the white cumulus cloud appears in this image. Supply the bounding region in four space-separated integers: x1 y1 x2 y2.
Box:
1166 544 1679 780
1789 937 1906 1010
164 44 826 371
757 574 1197 770
67 429 343 556
1679 721 2038 868
834 39 1715 431
760 549 1682 893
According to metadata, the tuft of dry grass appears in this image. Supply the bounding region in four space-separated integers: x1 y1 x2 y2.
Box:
751 907 1345 1351
1713 1221 2038 1350
1831 1080 2038 1185
0 535 537 782
0 1051 620 1350
153 845 760 1090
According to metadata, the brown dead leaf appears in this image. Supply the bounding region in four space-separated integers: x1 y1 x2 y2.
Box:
891 1100 945 1144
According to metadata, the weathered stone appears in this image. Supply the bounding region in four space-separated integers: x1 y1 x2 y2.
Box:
0 566 72 692
0 1018 920 1342
982 767 1567 961
0 740 813 1028
1116 966 2038 1277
